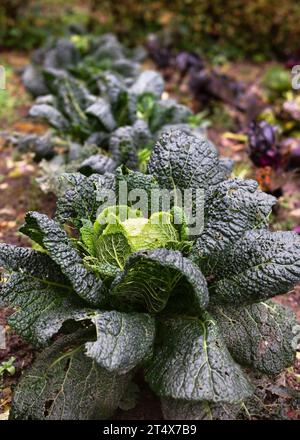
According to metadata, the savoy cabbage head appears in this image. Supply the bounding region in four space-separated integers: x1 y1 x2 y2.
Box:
25 69 197 179
20 32 202 190
28 70 192 143
0 130 299 420
22 33 142 98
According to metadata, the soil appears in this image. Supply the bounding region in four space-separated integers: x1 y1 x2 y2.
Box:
0 52 56 416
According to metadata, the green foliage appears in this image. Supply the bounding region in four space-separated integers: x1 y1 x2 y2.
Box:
0 1 89 50
262 66 291 101
99 0 300 59
0 66 30 124
2 0 300 58
9 331 132 420
0 130 299 420
0 357 16 385
21 34 202 189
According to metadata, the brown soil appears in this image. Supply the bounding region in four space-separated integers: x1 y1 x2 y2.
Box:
0 52 56 416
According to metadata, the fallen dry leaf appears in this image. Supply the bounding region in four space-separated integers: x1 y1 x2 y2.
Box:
12 121 47 134
290 209 300 219
0 410 9 421
0 208 15 216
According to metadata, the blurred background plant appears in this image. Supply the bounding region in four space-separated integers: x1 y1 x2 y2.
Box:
97 0 300 61
2 0 300 60
0 0 90 50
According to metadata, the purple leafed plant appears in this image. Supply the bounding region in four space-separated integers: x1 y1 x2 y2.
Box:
248 121 282 168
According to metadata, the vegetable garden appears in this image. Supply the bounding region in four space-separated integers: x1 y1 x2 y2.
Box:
0 0 300 421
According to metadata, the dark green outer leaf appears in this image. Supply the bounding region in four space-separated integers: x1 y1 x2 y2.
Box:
92 35 124 60
56 172 86 192
0 244 66 284
86 98 117 132
218 157 234 177
51 76 91 129
157 123 197 139
52 38 79 68
0 273 91 347
147 130 227 191
85 311 155 374
97 71 126 104
132 119 152 146
192 179 276 271
113 58 139 78
130 70 164 97
55 173 115 227
161 397 241 420
109 126 138 169
145 315 253 403
29 104 69 130
209 230 300 305
78 154 117 176
22 65 48 97
150 99 192 132
20 212 104 306
110 248 209 314
211 301 296 375
111 89 137 126
115 166 160 214
10 331 132 420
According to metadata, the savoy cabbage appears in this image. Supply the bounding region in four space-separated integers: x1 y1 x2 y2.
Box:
22 33 142 98
0 130 299 420
27 70 194 154
23 70 202 193
19 31 204 185
21 53 200 182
